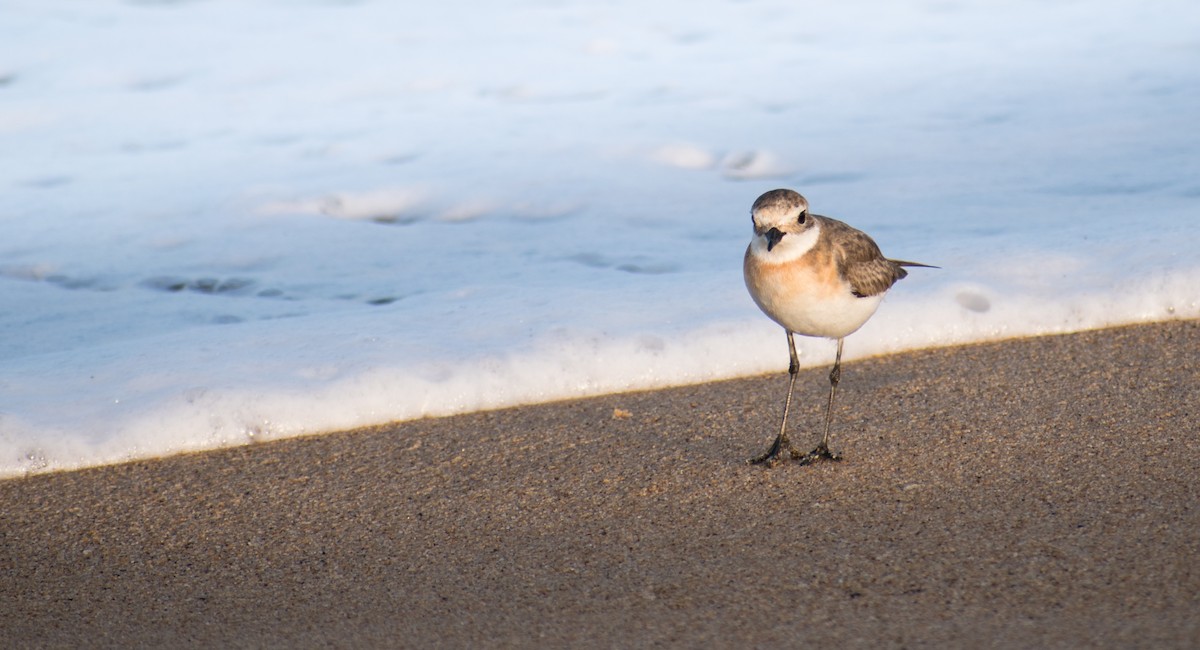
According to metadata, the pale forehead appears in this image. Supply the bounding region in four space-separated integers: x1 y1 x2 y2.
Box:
752 189 808 214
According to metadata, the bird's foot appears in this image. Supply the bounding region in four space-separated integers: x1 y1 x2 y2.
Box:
750 435 840 466
796 443 842 466
749 434 796 466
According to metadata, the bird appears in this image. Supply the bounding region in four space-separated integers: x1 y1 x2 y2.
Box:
742 188 934 465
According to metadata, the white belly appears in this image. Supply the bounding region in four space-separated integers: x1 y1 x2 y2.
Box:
760 282 882 339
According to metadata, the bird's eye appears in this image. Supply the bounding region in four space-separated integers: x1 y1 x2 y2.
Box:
797 210 807 224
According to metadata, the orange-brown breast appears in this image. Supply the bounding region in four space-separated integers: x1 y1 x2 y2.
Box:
744 242 846 308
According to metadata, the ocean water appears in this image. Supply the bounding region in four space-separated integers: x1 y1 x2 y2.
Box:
2 0 1198 477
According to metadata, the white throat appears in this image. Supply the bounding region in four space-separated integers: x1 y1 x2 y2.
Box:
751 221 821 263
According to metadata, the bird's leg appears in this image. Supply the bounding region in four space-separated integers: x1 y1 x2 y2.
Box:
751 332 804 465
798 337 844 465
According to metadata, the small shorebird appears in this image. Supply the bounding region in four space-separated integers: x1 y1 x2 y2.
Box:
743 188 934 465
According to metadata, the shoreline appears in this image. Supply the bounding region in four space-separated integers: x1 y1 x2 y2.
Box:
3 320 1198 647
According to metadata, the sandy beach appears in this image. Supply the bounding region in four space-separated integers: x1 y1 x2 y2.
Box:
2 320 1197 648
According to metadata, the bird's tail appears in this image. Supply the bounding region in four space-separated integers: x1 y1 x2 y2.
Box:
890 259 940 269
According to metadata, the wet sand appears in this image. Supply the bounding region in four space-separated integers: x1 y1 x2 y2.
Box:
2 320 1198 648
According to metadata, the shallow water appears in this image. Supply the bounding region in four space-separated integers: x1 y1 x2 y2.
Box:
2 0 1198 476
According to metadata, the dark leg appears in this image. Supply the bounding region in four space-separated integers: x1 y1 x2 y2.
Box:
750 331 804 464
798 337 844 465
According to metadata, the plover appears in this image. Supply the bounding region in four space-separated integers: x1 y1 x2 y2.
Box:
743 188 934 465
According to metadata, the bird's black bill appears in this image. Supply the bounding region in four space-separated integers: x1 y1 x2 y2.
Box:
765 227 785 251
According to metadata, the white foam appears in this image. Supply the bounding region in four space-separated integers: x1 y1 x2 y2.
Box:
721 150 794 180
650 143 717 170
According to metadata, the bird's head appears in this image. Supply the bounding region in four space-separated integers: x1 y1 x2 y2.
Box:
750 188 812 252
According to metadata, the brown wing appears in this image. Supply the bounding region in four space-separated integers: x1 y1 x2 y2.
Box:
818 216 908 298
